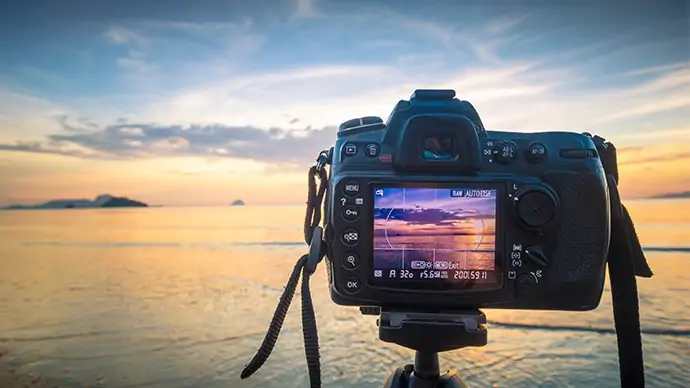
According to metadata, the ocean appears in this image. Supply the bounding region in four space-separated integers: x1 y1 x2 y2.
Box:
0 200 688 387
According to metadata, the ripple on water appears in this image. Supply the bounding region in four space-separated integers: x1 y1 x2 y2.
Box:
1 218 689 388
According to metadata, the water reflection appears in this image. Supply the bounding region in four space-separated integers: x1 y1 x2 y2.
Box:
0 203 688 387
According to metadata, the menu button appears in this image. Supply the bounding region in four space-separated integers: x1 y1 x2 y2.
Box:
343 181 360 197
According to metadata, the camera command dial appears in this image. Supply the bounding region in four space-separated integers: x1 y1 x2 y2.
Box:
514 186 558 230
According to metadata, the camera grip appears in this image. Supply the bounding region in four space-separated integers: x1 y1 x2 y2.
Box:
542 171 609 308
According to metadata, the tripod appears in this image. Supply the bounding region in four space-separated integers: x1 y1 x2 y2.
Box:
360 308 488 388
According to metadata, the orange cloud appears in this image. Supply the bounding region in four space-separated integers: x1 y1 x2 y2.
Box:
616 143 690 198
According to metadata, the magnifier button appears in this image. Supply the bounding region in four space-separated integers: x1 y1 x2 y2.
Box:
343 253 359 270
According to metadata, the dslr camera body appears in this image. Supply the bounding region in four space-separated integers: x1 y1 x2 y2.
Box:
324 89 610 311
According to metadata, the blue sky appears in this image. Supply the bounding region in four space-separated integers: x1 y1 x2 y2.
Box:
0 0 689 205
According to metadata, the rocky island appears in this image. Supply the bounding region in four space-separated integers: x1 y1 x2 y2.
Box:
231 199 246 206
650 191 690 199
2 194 148 210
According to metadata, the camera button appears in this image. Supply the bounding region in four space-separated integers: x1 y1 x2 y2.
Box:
344 143 357 156
493 141 518 163
344 277 362 294
343 253 359 270
342 205 360 221
343 181 360 197
526 142 547 163
365 143 380 157
342 229 360 245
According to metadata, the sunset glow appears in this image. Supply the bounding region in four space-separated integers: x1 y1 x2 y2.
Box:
0 2 688 206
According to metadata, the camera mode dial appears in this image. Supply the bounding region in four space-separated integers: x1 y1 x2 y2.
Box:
339 116 383 131
513 186 558 231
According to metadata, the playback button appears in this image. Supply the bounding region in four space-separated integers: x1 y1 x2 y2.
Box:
342 205 360 221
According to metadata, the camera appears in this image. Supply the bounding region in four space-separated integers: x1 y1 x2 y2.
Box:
323 89 611 311
242 89 649 388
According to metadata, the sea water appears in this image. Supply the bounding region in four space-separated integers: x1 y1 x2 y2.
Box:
0 200 688 387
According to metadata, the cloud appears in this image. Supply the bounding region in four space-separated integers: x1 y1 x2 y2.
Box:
140 19 254 33
101 18 266 92
2 4 689 171
620 62 689 77
617 144 690 166
0 120 338 166
117 58 156 74
103 27 145 46
393 12 511 64
295 0 322 19
0 140 95 159
139 63 406 128
2 60 688 169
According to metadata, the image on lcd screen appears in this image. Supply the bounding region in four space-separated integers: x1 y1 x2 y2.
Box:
373 187 497 283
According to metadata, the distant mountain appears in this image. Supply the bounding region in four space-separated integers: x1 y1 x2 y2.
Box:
231 199 246 206
649 191 690 199
2 194 148 210
101 197 148 207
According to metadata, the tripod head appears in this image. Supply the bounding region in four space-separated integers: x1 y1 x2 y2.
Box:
360 307 488 388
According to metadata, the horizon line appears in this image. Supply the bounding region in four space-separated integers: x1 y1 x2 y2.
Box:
0 196 685 209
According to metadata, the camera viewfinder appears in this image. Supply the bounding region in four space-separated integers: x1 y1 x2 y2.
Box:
422 135 454 161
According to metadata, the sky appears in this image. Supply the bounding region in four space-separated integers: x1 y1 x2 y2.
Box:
0 0 689 206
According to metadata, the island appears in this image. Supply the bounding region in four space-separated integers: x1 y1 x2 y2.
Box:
2 194 148 210
649 191 690 199
231 199 246 206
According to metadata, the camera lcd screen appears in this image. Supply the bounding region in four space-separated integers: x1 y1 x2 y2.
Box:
371 186 501 290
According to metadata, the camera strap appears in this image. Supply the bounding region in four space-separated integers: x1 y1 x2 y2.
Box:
240 151 331 388
591 134 653 388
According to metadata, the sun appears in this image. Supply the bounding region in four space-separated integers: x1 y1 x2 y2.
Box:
471 219 485 235
467 219 486 250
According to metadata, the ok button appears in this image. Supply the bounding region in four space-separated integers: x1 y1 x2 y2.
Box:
342 205 359 221
344 277 361 294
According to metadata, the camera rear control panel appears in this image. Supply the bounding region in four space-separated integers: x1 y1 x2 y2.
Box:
337 179 367 294
505 180 558 298
331 176 559 300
